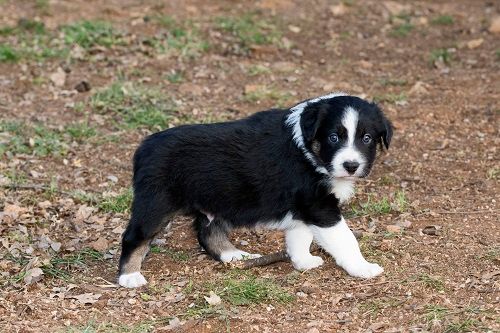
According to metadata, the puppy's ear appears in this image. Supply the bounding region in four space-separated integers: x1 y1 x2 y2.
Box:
381 114 393 150
300 104 327 143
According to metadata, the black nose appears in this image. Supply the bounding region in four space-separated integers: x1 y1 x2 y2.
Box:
343 161 360 174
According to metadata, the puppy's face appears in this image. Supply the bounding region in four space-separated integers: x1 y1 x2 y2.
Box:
300 96 392 179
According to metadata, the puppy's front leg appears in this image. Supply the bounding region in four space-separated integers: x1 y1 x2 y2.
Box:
309 217 383 278
286 223 324 270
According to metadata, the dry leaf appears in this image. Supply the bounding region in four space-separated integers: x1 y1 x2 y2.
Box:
466 38 483 49
204 291 221 305
50 67 66 87
24 267 44 284
72 293 102 304
90 237 108 251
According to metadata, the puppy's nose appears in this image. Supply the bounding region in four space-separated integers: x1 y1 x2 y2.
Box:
343 161 360 174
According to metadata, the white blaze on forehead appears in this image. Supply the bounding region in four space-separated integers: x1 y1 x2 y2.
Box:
342 106 359 146
330 106 366 179
285 92 349 174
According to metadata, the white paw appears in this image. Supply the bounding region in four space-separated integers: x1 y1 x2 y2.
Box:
344 261 383 279
118 272 147 288
220 249 261 262
292 255 324 271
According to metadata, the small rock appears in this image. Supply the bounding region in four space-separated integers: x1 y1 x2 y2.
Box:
488 16 500 34
240 240 249 246
330 3 348 16
386 225 402 233
90 237 108 251
422 225 442 236
74 81 91 93
107 175 118 183
466 38 483 49
396 220 412 229
288 25 301 33
50 67 66 87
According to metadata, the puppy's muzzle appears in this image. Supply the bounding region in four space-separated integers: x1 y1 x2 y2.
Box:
343 161 360 175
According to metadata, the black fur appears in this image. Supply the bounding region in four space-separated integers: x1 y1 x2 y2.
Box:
119 95 392 274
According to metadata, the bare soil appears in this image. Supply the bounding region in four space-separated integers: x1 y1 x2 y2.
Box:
0 0 499 332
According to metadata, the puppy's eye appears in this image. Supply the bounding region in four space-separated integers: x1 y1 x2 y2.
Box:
329 133 339 143
362 134 372 144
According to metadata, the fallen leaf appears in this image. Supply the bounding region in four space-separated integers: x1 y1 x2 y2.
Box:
24 267 44 284
204 291 221 305
467 38 483 49
50 67 66 87
330 3 348 16
75 205 94 223
72 293 102 304
90 237 108 251
288 25 301 33
489 16 500 34
386 225 402 233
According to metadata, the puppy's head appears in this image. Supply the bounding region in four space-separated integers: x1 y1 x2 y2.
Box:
289 94 392 179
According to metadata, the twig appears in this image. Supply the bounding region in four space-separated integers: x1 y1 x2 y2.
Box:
229 229 363 269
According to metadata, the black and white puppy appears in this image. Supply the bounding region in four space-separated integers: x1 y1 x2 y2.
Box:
118 93 393 288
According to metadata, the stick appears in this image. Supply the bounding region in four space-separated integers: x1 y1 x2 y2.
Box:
229 229 363 269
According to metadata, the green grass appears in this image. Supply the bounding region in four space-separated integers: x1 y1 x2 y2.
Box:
431 15 454 25
216 14 281 50
61 21 122 48
166 71 184 83
430 48 452 65
417 273 445 291
348 190 408 217
4 248 104 284
0 121 69 157
424 304 449 322
373 92 407 104
66 122 98 141
150 246 190 262
98 188 133 213
17 19 46 34
150 15 209 58
89 82 175 130
445 319 480 333
391 22 414 37
64 319 154 333
243 85 291 106
42 248 104 280
0 44 20 62
184 271 294 319
247 64 271 76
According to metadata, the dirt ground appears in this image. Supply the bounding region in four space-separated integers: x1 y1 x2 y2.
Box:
1 0 499 332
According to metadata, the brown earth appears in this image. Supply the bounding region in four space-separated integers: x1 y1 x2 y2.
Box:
0 0 499 332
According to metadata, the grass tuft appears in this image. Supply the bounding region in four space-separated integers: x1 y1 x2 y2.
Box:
0 44 20 62
216 14 281 51
61 21 122 48
430 48 452 65
348 190 408 217
431 15 454 25
89 82 174 130
98 188 133 214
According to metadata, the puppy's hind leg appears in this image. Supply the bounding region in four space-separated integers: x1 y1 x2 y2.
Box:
118 190 175 288
194 214 261 262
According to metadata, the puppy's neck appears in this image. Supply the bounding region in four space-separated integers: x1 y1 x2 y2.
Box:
331 178 355 204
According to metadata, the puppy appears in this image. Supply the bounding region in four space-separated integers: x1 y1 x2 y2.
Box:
118 92 393 288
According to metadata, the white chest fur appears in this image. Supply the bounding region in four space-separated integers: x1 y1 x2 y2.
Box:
331 179 355 204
